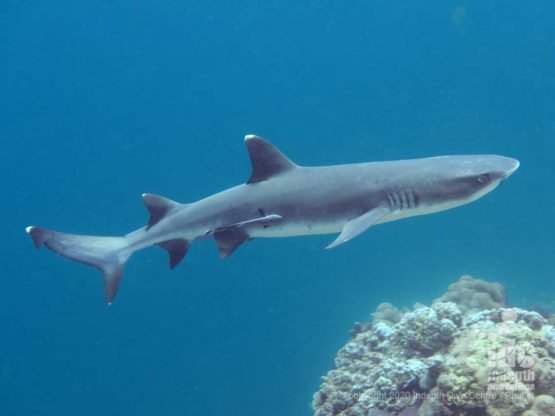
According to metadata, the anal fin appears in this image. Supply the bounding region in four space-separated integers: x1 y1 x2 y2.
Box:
156 239 189 269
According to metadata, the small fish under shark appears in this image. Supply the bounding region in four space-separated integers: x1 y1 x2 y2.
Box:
26 135 519 303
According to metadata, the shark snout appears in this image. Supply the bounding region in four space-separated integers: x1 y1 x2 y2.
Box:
480 155 519 180
498 156 520 179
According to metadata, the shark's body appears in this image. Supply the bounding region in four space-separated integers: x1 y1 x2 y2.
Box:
27 135 519 303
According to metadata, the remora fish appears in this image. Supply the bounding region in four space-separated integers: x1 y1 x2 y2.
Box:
26 135 519 303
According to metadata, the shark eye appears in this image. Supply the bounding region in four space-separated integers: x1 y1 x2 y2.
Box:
477 174 490 184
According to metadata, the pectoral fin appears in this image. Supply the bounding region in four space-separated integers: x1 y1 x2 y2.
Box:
326 207 390 249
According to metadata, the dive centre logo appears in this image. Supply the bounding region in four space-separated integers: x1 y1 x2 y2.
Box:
483 309 536 392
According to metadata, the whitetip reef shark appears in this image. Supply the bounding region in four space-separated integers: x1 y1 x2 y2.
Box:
26 135 519 303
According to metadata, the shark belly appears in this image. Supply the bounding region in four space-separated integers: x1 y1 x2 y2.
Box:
251 197 476 239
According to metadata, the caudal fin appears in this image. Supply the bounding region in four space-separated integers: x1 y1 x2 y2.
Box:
26 226 131 303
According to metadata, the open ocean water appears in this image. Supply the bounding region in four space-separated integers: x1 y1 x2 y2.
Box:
1 1 554 415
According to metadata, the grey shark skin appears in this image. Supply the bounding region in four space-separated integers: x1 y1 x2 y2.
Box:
26 135 519 303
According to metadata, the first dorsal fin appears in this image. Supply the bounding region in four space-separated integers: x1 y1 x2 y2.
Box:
142 193 181 229
244 135 297 184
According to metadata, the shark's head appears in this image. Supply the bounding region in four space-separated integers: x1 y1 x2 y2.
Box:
412 154 520 212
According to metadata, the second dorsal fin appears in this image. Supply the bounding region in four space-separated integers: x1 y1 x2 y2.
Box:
142 193 182 229
244 135 297 184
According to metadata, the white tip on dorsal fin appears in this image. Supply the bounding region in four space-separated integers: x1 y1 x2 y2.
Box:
244 134 297 184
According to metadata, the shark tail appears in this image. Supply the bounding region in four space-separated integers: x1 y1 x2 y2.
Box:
26 226 132 304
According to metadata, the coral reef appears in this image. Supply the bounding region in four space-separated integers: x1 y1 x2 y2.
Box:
372 303 404 326
433 275 506 314
313 276 555 416
522 395 555 416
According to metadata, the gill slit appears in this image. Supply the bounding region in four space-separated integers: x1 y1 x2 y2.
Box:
386 189 419 211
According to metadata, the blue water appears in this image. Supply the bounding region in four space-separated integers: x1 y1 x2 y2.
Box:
1 1 554 415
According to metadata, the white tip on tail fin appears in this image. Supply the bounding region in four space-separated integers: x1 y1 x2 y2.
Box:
26 226 131 303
